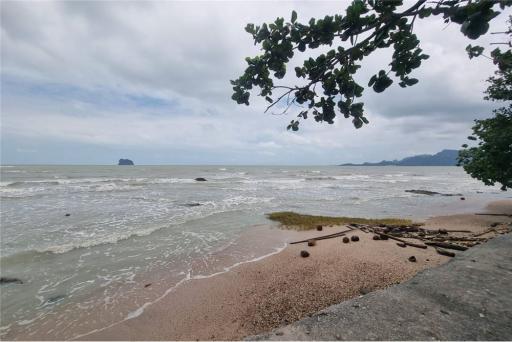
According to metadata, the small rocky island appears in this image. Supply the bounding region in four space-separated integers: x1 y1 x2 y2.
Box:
118 159 134 166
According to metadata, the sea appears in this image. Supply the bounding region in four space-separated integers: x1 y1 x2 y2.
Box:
0 165 509 339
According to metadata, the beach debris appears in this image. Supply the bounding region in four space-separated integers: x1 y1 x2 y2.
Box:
475 213 512 217
408 256 417 262
377 233 427 249
342 237 350 243
307 239 316 247
300 250 310 258
65 213 71 217
372 235 381 240
490 222 500 227
438 228 448 234
350 235 360 242
424 241 468 251
144 283 152 288
460 197 466 200
474 228 496 237
289 228 354 244
435 247 456 257
194 177 207 182
0 277 23 285
316 225 323 231
396 242 406 248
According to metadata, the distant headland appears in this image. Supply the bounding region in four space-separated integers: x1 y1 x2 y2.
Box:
340 149 459 166
118 159 134 166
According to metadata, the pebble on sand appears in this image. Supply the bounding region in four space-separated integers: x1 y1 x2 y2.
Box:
300 250 310 258
342 237 350 243
351 235 359 242
408 256 417 262
307 239 317 247
316 225 323 231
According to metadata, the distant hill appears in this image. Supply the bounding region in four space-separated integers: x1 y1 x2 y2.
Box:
340 149 459 166
118 158 134 166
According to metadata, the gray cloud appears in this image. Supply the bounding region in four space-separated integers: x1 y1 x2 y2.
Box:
1 1 510 164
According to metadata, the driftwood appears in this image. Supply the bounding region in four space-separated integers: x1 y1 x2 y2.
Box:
377 233 428 249
424 241 468 251
436 247 456 257
289 228 354 244
475 213 512 217
474 228 496 237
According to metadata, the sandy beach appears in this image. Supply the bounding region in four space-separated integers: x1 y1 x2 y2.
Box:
47 199 509 341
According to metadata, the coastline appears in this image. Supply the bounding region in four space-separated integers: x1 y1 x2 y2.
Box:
85 200 511 340
6 200 512 341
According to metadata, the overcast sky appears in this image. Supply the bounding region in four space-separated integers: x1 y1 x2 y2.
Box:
1 1 510 165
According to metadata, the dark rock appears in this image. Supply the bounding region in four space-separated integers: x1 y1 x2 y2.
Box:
316 225 323 231
372 235 381 240
300 250 310 258
460 197 466 200
408 256 417 262
46 295 65 304
275 331 284 336
65 213 71 217
397 242 407 248
351 235 360 242
144 283 152 288
359 287 371 295
307 239 316 247
380 235 389 240
491 222 500 227
195 177 207 182
405 189 441 196
406 189 463 197
0 277 23 285
438 229 448 234
342 237 350 243
118 159 134 166
183 203 202 207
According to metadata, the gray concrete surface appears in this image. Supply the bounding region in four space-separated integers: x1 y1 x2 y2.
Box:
250 234 512 341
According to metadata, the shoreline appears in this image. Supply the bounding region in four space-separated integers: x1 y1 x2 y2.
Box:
6 200 512 341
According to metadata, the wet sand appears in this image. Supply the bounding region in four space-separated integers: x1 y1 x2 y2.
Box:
75 200 511 341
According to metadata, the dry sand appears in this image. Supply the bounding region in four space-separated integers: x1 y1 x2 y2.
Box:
75 200 512 341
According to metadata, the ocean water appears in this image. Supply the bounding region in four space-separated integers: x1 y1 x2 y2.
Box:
0 165 509 339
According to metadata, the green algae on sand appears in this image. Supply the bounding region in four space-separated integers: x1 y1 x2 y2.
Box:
267 211 414 230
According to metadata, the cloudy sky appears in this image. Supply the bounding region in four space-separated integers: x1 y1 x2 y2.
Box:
1 1 510 165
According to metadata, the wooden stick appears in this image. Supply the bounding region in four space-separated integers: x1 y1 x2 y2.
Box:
475 213 512 217
289 228 354 244
436 247 456 257
474 228 496 237
424 241 468 251
377 233 428 249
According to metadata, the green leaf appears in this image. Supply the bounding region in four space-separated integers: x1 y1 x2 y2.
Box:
291 10 297 23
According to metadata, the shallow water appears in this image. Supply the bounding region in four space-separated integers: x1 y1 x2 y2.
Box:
0 165 509 338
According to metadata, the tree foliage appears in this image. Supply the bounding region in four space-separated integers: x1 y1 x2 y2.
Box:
458 106 512 190
458 15 511 191
231 0 510 131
